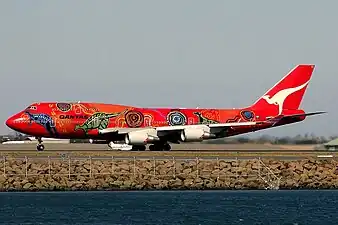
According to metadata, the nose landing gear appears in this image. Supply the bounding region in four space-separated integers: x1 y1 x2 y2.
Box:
37 144 45 151
36 137 45 151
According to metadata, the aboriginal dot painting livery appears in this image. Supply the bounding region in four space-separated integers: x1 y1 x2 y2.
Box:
5 65 326 151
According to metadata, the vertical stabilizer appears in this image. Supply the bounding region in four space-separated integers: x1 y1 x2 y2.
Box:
250 64 315 115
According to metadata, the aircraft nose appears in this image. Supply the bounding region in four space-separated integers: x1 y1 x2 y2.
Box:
5 113 23 130
5 116 14 128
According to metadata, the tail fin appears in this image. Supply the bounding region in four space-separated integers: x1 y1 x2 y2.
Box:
250 64 315 115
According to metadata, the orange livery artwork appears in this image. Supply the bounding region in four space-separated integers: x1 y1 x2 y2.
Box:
5 64 326 151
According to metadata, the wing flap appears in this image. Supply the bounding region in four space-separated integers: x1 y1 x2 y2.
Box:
98 127 147 135
155 121 257 131
208 121 257 128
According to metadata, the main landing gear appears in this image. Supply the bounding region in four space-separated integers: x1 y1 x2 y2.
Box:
131 145 146 151
129 143 172 151
149 143 171 151
36 137 45 151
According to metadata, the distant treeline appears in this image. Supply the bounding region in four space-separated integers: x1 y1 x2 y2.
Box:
204 134 336 145
1 132 336 145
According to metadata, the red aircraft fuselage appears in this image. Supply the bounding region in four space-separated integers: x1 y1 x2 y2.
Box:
5 102 305 139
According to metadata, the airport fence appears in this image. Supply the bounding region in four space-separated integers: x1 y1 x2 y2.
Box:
0 156 281 189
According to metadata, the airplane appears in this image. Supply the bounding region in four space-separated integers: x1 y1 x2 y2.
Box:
5 64 326 151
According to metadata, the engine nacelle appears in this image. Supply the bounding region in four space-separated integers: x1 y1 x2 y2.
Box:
125 131 159 145
180 128 214 142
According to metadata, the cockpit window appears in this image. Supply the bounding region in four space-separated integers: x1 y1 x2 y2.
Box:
25 105 37 110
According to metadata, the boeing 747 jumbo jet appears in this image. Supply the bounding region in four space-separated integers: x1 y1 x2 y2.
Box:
5 65 326 151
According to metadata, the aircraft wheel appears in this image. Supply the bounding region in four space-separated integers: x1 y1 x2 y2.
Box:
149 144 160 151
138 145 146 151
163 143 171 151
37 144 45 151
149 144 171 151
132 145 146 151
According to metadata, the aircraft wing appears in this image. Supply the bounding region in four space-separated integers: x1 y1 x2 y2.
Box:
98 121 258 135
155 121 257 131
98 127 147 135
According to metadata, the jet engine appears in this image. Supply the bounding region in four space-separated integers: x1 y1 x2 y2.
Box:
125 131 159 145
180 128 214 142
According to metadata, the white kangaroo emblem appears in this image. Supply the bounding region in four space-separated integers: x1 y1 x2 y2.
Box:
261 80 310 115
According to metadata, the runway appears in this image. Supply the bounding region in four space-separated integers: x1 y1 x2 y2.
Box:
0 142 317 151
0 143 334 160
1 155 335 160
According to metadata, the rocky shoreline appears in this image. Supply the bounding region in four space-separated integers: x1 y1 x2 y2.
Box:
0 157 337 191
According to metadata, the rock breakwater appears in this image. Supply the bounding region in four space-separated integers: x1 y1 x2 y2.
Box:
0 157 337 191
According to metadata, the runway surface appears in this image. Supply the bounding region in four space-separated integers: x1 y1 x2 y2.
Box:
0 142 317 151
0 143 334 160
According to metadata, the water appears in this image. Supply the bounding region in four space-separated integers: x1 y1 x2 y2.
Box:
0 190 337 225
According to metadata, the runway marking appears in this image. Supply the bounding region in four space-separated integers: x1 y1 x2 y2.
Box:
317 155 333 158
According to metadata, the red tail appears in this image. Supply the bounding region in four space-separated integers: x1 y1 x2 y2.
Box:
250 64 315 115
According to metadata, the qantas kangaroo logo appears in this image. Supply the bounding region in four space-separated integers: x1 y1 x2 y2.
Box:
261 80 310 115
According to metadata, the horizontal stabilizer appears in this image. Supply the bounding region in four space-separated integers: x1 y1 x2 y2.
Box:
266 111 327 126
287 111 327 117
